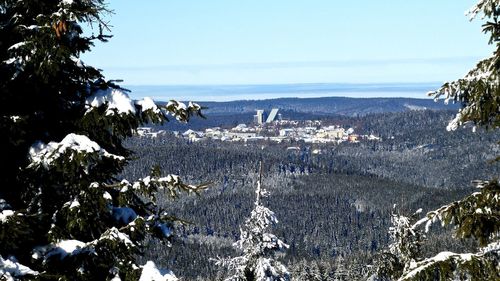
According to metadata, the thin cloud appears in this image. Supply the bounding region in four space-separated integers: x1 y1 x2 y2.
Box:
102 56 481 72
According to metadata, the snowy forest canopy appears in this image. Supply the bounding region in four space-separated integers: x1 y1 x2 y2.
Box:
1 0 500 280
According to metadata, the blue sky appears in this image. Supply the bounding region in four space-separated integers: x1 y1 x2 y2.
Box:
82 0 492 86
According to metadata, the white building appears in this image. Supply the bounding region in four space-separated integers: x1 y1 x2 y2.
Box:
254 110 265 124
265 108 279 123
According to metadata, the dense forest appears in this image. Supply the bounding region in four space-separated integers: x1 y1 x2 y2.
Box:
155 96 459 132
2 0 499 280
122 109 497 280
164 95 458 116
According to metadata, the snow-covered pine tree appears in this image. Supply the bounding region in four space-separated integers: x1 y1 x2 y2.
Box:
290 260 324 281
368 208 423 281
216 162 290 281
0 1 205 280
388 0 500 280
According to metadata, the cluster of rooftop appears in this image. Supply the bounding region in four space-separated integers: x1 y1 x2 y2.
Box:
174 109 381 144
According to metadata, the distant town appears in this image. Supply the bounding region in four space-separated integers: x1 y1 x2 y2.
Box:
137 108 381 144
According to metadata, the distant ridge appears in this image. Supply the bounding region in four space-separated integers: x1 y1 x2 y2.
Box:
154 96 460 131
162 96 459 117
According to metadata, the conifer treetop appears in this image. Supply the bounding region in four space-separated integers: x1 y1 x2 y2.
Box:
0 1 205 280
216 162 290 281
395 0 500 279
429 0 500 131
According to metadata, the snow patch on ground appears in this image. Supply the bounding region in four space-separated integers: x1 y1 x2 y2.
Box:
139 261 177 281
404 104 427 111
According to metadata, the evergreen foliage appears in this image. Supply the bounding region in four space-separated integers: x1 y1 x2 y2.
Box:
375 0 500 280
388 210 423 273
431 0 500 132
0 1 204 280
216 162 290 281
122 121 490 280
369 209 424 281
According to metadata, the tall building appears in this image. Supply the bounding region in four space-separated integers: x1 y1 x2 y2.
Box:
266 108 279 123
254 109 280 124
254 110 265 124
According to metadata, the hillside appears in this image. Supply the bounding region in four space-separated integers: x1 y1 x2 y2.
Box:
196 96 458 116
156 96 460 132
122 109 496 280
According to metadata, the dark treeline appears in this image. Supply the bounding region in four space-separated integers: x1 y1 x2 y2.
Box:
122 109 495 280
155 96 459 132
158 96 458 116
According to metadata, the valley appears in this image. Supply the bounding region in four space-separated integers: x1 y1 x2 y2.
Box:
121 102 498 280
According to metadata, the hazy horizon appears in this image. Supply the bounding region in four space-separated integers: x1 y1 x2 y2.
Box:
82 1 490 86
125 82 442 102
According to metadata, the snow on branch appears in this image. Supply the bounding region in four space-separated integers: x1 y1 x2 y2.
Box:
35 206 178 278
131 174 210 199
2 39 34 80
42 239 88 260
429 0 500 132
33 227 134 264
165 100 204 122
136 97 161 114
388 210 423 271
28 133 124 170
241 205 279 239
428 56 499 131
399 247 500 280
417 180 500 246
402 180 500 280
216 163 290 281
52 0 108 25
0 210 15 223
56 181 179 249
84 86 204 123
254 258 289 281
85 88 136 116
0 255 38 280
95 227 135 247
